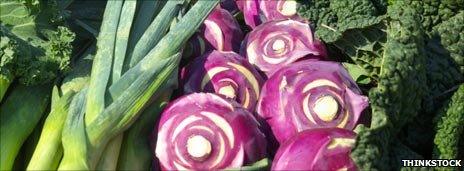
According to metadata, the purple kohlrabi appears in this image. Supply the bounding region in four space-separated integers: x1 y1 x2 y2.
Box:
243 19 327 77
236 0 303 28
155 93 267 170
260 0 303 22
236 0 262 28
181 50 264 112
220 0 240 14
272 128 357 171
257 60 369 143
183 7 243 59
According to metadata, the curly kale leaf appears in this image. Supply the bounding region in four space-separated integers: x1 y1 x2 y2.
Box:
350 1 427 170
331 24 386 80
408 0 464 34
0 35 17 81
0 0 75 85
351 123 391 170
422 36 463 113
416 7 463 114
299 0 463 84
403 31 463 156
297 0 388 80
297 0 387 43
433 11 464 74
433 84 464 160
0 35 17 100
390 141 429 171
369 2 427 127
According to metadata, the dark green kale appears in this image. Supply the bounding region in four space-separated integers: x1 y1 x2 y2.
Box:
403 10 464 157
297 0 388 80
433 11 464 74
348 1 428 170
297 0 386 43
390 142 428 171
409 0 464 34
433 84 464 160
298 0 463 85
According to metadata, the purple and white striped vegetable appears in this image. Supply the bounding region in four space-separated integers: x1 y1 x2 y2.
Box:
236 0 262 28
201 7 243 52
181 50 264 111
259 0 302 22
257 60 369 143
236 0 302 28
155 93 267 170
243 19 327 77
272 128 357 171
183 7 243 59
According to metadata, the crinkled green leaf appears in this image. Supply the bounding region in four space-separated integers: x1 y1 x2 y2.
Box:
433 11 464 74
433 84 464 160
343 62 372 84
390 142 428 171
297 0 386 43
409 0 464 34
0 0 74 85
298 0 387 79
422 36 463 113
350 1 428 170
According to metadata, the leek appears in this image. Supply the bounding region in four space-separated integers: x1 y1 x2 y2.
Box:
26 87 75 170
0 84 51 170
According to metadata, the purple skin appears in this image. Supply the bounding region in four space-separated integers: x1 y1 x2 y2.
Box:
155 93 267 170
181 50 265 112
236 0 263 28
259 0 304 22
243 19 327 77
201 7 243 53
220 0 240 14
182 7 243 59
272 128 357 171
236 0 304 28
256 60 369 143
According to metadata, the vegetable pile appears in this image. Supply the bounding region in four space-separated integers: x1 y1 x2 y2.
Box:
0 0 463 170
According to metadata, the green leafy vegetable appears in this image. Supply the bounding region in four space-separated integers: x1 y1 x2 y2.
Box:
433 11 464 74
343 62 372 85
0 0 74 101
297 0 386 43
297 0 387 80
433 84 464 160
347 1 428 170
